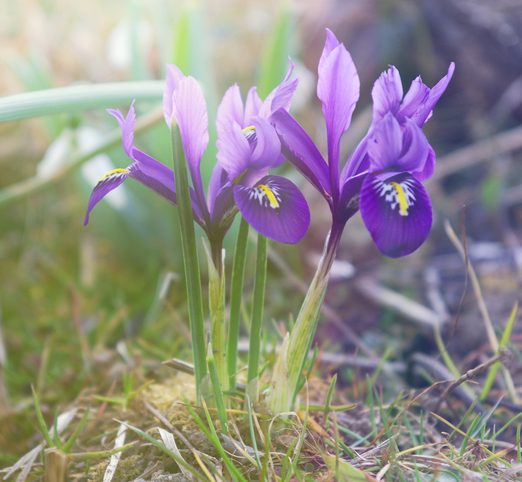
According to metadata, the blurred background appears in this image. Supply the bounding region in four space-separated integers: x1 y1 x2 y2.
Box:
1 0 522 462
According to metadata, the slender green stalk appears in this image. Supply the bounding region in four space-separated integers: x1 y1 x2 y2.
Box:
207 343 228 434
171 127 207 402
204 240 227 390
227 217 249 389
246 234 268 402
267 226 342 413
0 82 163 122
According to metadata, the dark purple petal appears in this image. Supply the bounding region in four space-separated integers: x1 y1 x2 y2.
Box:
317 29 360 184
107 104 136 157
259 61 298 118
172 76 209 200
360 173 432 258
233 175 310 244
371 66 403 121
217 84 244 139
271 109 331 199
163 64 183 126
83 168 130 225
217 122 251 180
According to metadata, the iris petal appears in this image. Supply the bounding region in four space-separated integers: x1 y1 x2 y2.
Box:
271 109 331 199
317 29 360 182
360 173 432 257
233 175 310 244
83 168 130 225
371 66 403 121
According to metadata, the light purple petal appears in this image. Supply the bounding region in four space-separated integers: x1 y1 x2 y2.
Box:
249 117 281 170
163 64 183 126
360 173 432 258
318 28 341 74
396 119 430 174
233 175 310 244
107 104 136 157
415 146 435 182
131 148 177 204
217 84 244 139
399 76 429 120
217 122 251 180
411 62 455 126
259 61 298 118
317 30 360 184
367 113 403 172
83 168 130 225
271 108 331 199
245 87 262 122
371 66 403 121
172 76 209 199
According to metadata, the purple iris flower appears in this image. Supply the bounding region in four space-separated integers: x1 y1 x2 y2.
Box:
84 64 310 247
271 29 454 258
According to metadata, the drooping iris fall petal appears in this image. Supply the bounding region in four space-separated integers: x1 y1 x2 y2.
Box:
360 173 432 257
83 168 130 225
233 175 310 244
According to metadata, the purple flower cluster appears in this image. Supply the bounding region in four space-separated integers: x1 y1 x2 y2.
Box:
85 29 453 258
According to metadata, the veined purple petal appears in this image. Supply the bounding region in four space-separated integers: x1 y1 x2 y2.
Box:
163 64 183 126
217 122 251 180
107 104 136 157
271 108 331 199
83 168 130 225
217 84 244 139
249 117 281 170
360 173 432 258
371 66 403 121
172 76 209 201
259 61 298 118
317 30 360 188
233 175 310 244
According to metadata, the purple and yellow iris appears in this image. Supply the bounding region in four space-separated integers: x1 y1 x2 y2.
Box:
84 64 310 246
271 29 454 258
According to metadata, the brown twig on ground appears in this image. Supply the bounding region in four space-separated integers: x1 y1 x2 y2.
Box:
354 276 444 329
431 124 522 180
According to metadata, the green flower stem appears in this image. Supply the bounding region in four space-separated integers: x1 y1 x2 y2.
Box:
246 234 268 402
171 127 207 402
0 107 163 209
227 217 249 390
0 81 164 122
207 343 228 435
205 241 227 391
267 226 342 413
